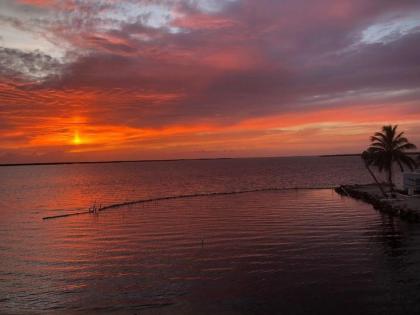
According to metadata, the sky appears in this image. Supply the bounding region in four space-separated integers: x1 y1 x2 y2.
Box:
0 0 420 163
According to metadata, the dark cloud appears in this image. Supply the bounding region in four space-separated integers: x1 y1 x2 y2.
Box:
0 47 62 80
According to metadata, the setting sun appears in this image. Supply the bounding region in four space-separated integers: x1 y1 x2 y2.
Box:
72 131 82 145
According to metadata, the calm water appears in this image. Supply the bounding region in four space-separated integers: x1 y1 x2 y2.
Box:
0 157 418 314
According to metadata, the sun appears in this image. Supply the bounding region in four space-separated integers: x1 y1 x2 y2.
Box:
72 130 82 145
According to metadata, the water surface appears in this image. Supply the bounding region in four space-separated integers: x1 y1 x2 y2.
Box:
0 157 417 314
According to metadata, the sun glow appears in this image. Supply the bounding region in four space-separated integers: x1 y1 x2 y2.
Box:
72 130 82 145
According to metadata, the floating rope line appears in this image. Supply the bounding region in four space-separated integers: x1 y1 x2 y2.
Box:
42 186 338 220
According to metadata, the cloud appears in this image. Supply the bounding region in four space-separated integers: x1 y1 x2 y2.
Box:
1 0 420 161
17 0 55 7
0 47 62 80
361 14 420 45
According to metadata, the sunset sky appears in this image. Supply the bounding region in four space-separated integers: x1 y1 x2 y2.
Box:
1 0 420 163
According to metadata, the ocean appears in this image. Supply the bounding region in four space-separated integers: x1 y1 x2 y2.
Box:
1 156 419 314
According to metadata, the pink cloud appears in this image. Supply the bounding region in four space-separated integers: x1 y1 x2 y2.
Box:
173 12 238 30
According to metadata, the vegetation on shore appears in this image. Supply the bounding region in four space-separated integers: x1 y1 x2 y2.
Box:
362 125 417 194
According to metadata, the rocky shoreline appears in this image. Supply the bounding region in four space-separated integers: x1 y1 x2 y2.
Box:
335 184 420 222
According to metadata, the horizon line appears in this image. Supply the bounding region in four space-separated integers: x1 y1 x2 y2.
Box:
0 154 363 167
1 152 419 167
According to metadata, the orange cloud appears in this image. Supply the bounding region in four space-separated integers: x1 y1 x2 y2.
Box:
17 0 55 7
2 101 419 160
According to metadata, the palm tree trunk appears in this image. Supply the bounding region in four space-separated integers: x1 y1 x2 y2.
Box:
365 164 387 197
388 164 394 193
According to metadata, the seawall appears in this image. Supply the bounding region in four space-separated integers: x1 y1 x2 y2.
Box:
335 184 420 222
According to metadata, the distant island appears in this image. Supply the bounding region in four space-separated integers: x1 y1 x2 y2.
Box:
2 152 419 167
0 157 234 167
319 154 361 157
320 152 420 158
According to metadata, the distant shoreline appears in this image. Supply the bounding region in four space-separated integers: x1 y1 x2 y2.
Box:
0 157 234 167
319 154 360 157
0 155 323 167
1 152 418 167
320 152 420 158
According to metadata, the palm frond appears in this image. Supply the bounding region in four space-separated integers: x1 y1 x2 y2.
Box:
394 136 409 146
372 133 386 142
395 131 405 141
395 143 417 151
396 154 417 171
364 125 416 189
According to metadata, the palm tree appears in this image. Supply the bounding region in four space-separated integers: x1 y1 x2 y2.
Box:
361 150 387 197
367 125 417 192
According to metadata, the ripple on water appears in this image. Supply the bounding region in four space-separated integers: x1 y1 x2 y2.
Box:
1 189 420 314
